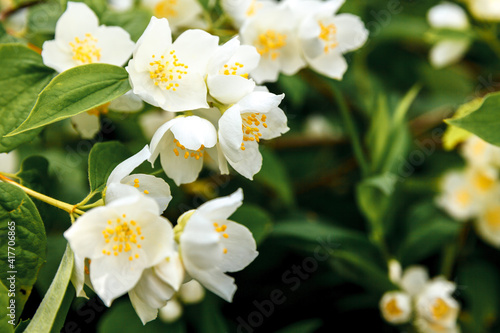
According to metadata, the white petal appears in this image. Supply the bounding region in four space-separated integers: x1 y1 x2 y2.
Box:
71 112 100 139
105 183 142 204
154 252 185 291
179 280 205 304
129 288 160 325
379 291 412 324
185 266 236 302
259 106 289 140
171 116 218 150
208 37 240 74
197 188 244 221
237 91 284 112
149 117 182 165
218 221 258 272
226 140 262 180
126 60 165 109
55 2 99 45
219 105 244 163
121 174 172 213
333 14 368 53
95 26 135 66
172 29 219 74
109 91 144 112
159 299 183 323
157 72 210 112
250 57 281 84
41 40 76 72
207 75 256 105
430 39 469 68
107 145 150 186
306 50 347 80
71 253 88 298
401 266 429 296
133 17 172 72
428 3 469 30
0 151 18 174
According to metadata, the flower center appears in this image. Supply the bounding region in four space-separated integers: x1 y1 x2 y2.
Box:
240 113 267 151
154 0 178 18
385 298 402 317
255 30 287 60
473 171 495 192
246 0 261 17
69 33 101 64
172 139 205 160
472 140 486 157
456 189 471 207
319 22 338 53
101 215 144 261
485 207 500 229
149 51 189 91
213 222 229 254
431 298 450 320
221 62 248 79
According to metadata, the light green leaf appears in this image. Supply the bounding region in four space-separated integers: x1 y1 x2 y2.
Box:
27 2 62 35
0 182 47 318
446 91 500 146
0 282 14 333
275 319 322 333
255 148 294 206
101 9 152 42
88 141 131 192
0 44 54 153
230 204 273 244
24 244 74 333
356 173 397 227
442 98 483 150
8 64 131 136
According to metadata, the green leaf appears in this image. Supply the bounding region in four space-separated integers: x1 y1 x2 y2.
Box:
8 64 131 136
255 148 294 206
446 91 500 146
101 9 152 42
230 204 273 244
442 98 483 150
88 141 131 192
0 282 14 333
188 293 228 333
15 320 30 332
356 173 397 227
275 319 322 333
17 156 50 194
0 182 47 318
0 44 54 153
98 299 187 333
458 260 500 332
24 244 74 333
27 2 62 35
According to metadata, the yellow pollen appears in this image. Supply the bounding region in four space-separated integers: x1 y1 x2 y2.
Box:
385 298 402 316
221 62 248 79
431 298 450 320
223 248 228 254
318 21 338 53
456 189 471 207
246 0 262 16
223 233 229 238
102 215 143 261
149 50 187 90
255 30 287 60
241 113 267 150
473 171 495 192
144 190 149 194
485 207 500 229
86 103 110 117
69 33 101 64
154 0 178 18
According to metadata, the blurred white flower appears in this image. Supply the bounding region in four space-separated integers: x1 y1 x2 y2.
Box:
0 151 18 174
139 110 176 139
218 90 288 179
142 0 206 32
303 114 341 139
207 37 260 105
436 170 480 221
64 192 175 306
178 189 258 302
379 291 412 324
427 3 470 68
159 299 183 323
461 135 500 169
42 2 135 73
475 200 500 248
222 0 277 28
179 280 205 304
291 0 368 80
149 115 218 185
106 145 172 213
126 17 219 111
415 278 460 333
466 0 500 21
240 4 305 83
108 0 135 11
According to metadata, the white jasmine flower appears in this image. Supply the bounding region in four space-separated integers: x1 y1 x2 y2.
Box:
129 252 184 324
465 166 498 199
218 90 288 179
240 4 305 83
415 278 460 333
400 266 429 296
142 0 205 32
0 151 18 174
427 3 470 68
292 0 368 80
42 2 135 73
222 0 277 28
109 0 134 11
303 114 341 139
467 0 500 21
159 299 183 323
178 189 258 302
106 145 172 213
140 110 176 139
64 191 174 306
475 200 500 248
461 135 500 169
207 37 260 105
436 170 479 221
179 280 205 304
379 291 412 324
149 115 218 185
126 17 219 111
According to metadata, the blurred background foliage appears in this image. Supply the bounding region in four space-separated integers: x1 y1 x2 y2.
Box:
3 0 500 332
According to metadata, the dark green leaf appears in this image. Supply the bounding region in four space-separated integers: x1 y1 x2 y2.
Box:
275 319 322 333
88 141 131 192
0 282 14 333
0 44 54 152
255 148 294 206
0 182 47 318
8 64 131 136
230 204 273 244
101 9 152 42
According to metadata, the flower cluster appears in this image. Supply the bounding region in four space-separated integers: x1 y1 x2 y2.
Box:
223 0 369 82
64 147 258 324
380 262 460 333
437 135 500 248
127 17 289 185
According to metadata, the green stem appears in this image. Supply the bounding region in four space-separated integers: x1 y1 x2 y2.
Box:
79 198 104 210
330 84 369 177
440 223 470 278
0 171 19 179
0 174 85 215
